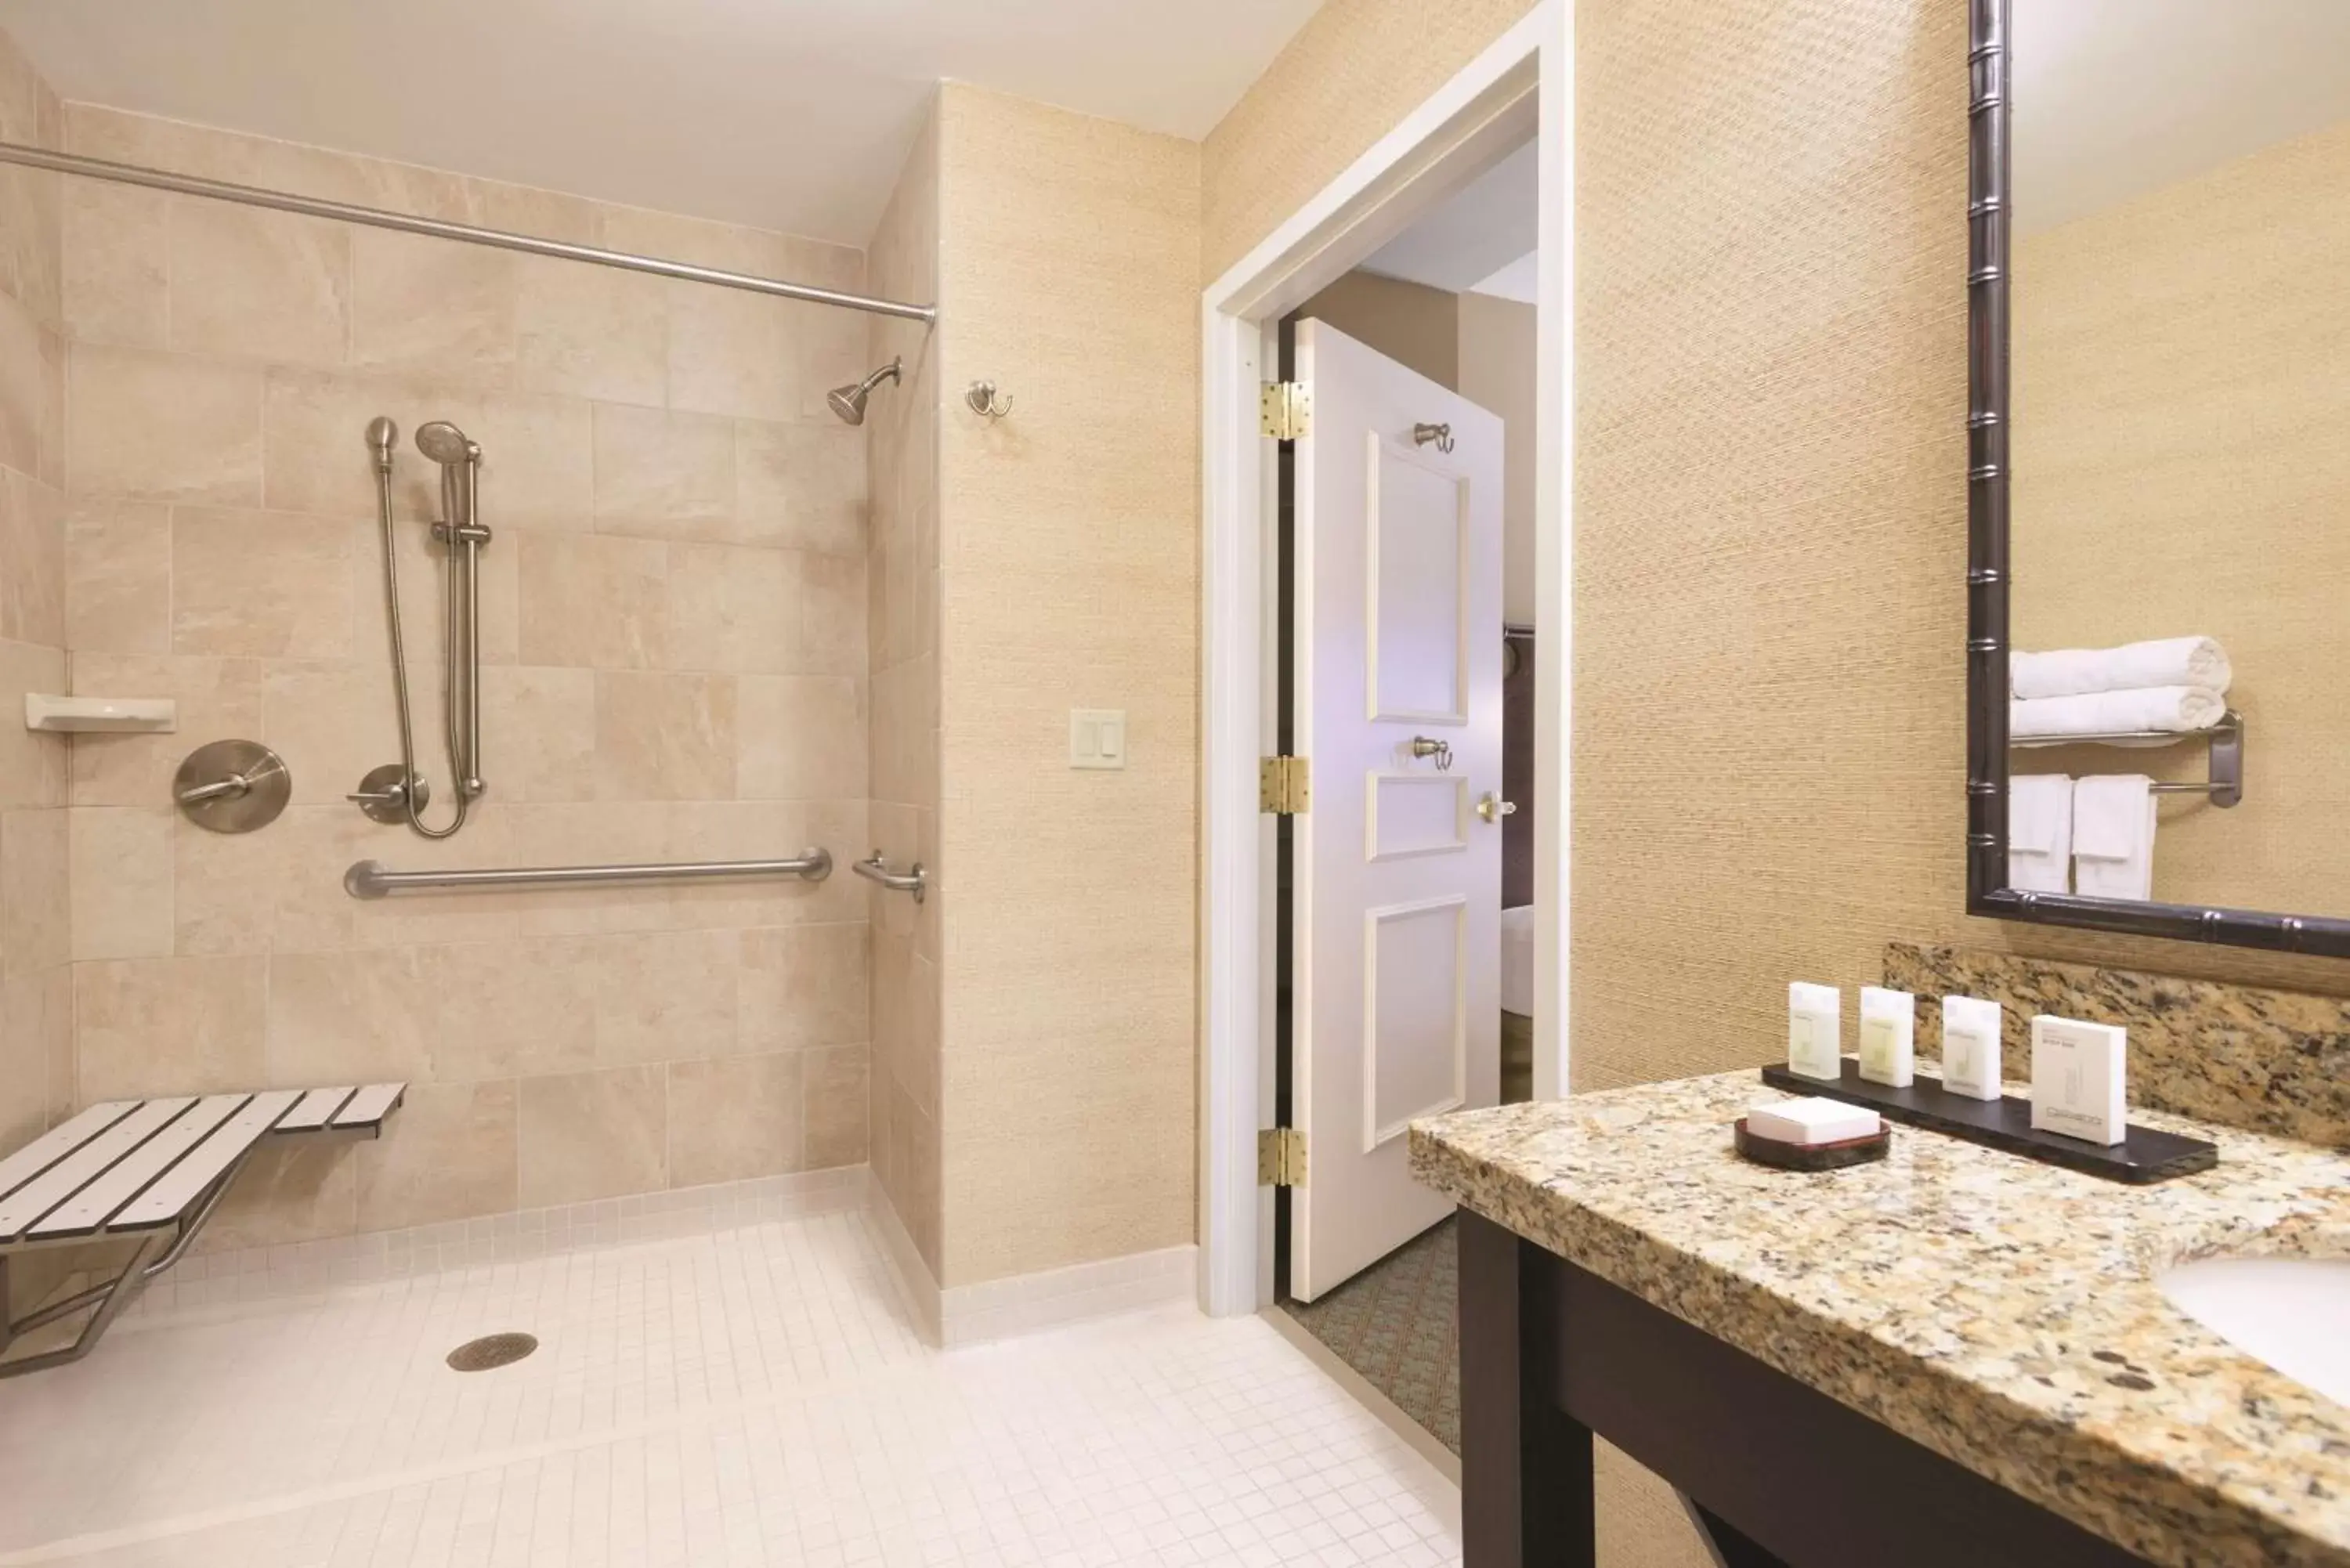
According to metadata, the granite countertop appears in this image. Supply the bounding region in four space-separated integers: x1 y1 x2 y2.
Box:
1409 1069 2350 1568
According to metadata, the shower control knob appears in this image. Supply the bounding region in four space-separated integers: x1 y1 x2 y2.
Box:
349 764 429 825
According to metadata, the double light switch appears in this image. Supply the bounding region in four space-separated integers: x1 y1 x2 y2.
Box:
1069 709 1126 769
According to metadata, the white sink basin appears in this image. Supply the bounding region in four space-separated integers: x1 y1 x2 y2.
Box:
2158 1256 2350 1406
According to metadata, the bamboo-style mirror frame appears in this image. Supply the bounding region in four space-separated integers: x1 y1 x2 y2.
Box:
1963 0 2350 958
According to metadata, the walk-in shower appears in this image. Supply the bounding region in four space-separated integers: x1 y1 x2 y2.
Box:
349 417 490 838
827 357 902 425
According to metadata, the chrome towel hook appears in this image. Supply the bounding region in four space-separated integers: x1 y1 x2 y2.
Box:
1413 422 1454 454
965 380 1013 420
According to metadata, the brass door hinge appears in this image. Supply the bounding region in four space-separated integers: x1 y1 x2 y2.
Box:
1259 1127 1307 1187
1260 381 1311 441
1260 754 1311 815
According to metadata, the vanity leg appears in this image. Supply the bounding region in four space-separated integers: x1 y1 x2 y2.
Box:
1459 1210 1596 1568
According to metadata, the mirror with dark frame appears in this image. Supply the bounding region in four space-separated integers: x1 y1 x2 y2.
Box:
1967 0 2350 956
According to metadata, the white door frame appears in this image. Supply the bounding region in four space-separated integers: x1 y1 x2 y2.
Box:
1198 2 1572 1317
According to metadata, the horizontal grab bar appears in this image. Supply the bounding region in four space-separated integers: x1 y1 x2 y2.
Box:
853 850 927 903
344 847 833 900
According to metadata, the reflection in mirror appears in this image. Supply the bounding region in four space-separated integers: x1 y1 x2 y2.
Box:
2006 0 2350 916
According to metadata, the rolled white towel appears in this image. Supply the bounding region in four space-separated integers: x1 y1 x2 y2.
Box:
2011 686 2227 739
2012 637 2230 700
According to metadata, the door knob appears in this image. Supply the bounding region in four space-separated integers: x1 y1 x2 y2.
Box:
1477 793 1517 823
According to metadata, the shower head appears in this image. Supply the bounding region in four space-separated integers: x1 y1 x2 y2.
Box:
414 421 476 465
826 358 902 425
365 417 398 475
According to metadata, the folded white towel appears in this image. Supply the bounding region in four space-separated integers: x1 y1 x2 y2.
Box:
2010 686 2227 739
2012 637 2231 700
2073 775 2156 901
2008 774 2073 893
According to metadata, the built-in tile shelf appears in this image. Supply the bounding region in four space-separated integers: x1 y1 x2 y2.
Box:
23 694 177 733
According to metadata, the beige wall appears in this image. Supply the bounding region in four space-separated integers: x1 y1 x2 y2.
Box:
866 103 945 1277
0 33 69 1314
2013 117 2350 916
1458 291 1537 625
1201 0 1544 284
931 85 1201 1288
1296 269 1459 388
46 103 876 1249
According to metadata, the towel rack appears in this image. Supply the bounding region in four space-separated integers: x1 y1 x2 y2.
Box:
853 850 927 902
343 847 833 899
2010 710 2243 808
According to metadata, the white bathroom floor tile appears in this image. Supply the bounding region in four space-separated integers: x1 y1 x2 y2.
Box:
0 1211 1459 1567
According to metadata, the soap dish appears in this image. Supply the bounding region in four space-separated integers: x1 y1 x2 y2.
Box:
1733 1117 1889 1172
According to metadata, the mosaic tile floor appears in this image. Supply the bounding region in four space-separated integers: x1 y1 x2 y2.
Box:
0 1209 1459 1566
1278 1217 1460 1455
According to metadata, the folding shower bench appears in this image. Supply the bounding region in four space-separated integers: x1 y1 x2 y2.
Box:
0 1083 406 1376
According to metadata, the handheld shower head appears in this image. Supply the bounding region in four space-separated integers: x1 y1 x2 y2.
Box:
366 417 398 475
826 358 902 425
414 421 476 465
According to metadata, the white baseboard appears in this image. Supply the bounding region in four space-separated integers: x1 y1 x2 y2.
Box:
860 1187 1197 1346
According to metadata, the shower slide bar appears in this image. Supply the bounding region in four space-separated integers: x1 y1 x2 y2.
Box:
344 847 833 899
0 141 938 323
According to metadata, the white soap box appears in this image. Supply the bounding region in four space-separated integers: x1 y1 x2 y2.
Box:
2029 1014 2127 1147
1746 1097 1882 1147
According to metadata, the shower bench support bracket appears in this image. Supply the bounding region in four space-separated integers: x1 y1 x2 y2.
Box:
0 1082 406 1377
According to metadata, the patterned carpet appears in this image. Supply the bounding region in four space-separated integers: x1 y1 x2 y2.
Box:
1279 1216 1461 1454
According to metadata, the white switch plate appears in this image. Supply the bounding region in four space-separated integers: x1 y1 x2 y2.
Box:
1070 708 1126 769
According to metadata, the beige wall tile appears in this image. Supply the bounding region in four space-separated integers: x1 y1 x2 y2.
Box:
799 553 866 677
465 182 601 247
513 256 667 407
174 805 361 956
804 1043 869 1169
666 284 789 422
350 229 517 378
515 531 667 669
594 670 736 800
738 923 869 1052
355 1078 517 1230
0 640 66 809
168 198 349 367
193 1139 356 1252
0 469 63 647
62 181 167 348
68 345 262 503
74 954 266 1101
266 947 436 1085
0 286 51 478
67 652 265 807
1 807 67 974
428 938 598 1081
665 542 801 674
68 804 172 960
596 207 781 276
591 403 734 541
660 800 851 930
499 803 674 936
173 507 354 657
591 927 740 1065
518 1065 664 1205
736 676 866 799
63 497 168 652
738 420 866 555
261 658 396 808
478 665 597 802
667 1052 802 1187
467 391 595 535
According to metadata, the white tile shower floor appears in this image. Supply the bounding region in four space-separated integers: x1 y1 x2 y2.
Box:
0 1210 1460 1567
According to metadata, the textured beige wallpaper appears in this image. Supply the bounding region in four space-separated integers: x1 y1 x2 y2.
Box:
933 85 1202 1288
1201 0 1542 284
2012 117 2350 917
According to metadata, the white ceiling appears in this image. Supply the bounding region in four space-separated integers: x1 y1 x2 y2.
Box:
1361 138 1537 299
0 0 1322 245
2015 0 2350 233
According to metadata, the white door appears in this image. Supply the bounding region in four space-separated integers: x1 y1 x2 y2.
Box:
1290 319 1504 1302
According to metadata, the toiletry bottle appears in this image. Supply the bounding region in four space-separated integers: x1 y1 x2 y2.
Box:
1858 987 1916 1089
1787 983 1842 1082
1940 995 2003 1101
2029 1015 2127 1146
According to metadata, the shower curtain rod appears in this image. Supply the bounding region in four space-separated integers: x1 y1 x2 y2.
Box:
0 140 938 324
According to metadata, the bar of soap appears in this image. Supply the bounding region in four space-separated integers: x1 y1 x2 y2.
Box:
1747 1097 1882 1147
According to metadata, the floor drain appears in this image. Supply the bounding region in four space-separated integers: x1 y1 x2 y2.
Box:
446 1331 537 1372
